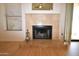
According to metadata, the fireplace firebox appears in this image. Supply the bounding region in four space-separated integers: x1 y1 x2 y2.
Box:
32 25 52 39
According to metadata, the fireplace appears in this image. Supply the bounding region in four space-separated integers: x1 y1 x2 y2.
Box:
32 25 52 39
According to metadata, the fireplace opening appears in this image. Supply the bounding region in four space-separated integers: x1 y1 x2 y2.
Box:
32 25 52 39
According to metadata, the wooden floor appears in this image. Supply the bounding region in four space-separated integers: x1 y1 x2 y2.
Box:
0 40 79 56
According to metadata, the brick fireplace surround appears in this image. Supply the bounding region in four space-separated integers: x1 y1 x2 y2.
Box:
26 14 60 40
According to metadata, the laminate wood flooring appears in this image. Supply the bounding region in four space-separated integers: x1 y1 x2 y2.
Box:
0 40 78 56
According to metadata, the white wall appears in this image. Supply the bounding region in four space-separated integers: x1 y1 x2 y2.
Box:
22 3 66 40
22 3 64 13
71 3 79 39
0 3 66 41
0 4 25 41
0 4 6 31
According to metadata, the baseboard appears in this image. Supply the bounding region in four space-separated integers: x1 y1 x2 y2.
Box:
71 40 79 42
64 39 79 42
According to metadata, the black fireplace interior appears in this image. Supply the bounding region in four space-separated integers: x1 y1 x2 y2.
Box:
32 25 52 39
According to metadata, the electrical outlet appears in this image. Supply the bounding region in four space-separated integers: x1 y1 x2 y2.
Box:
61 33 63 36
